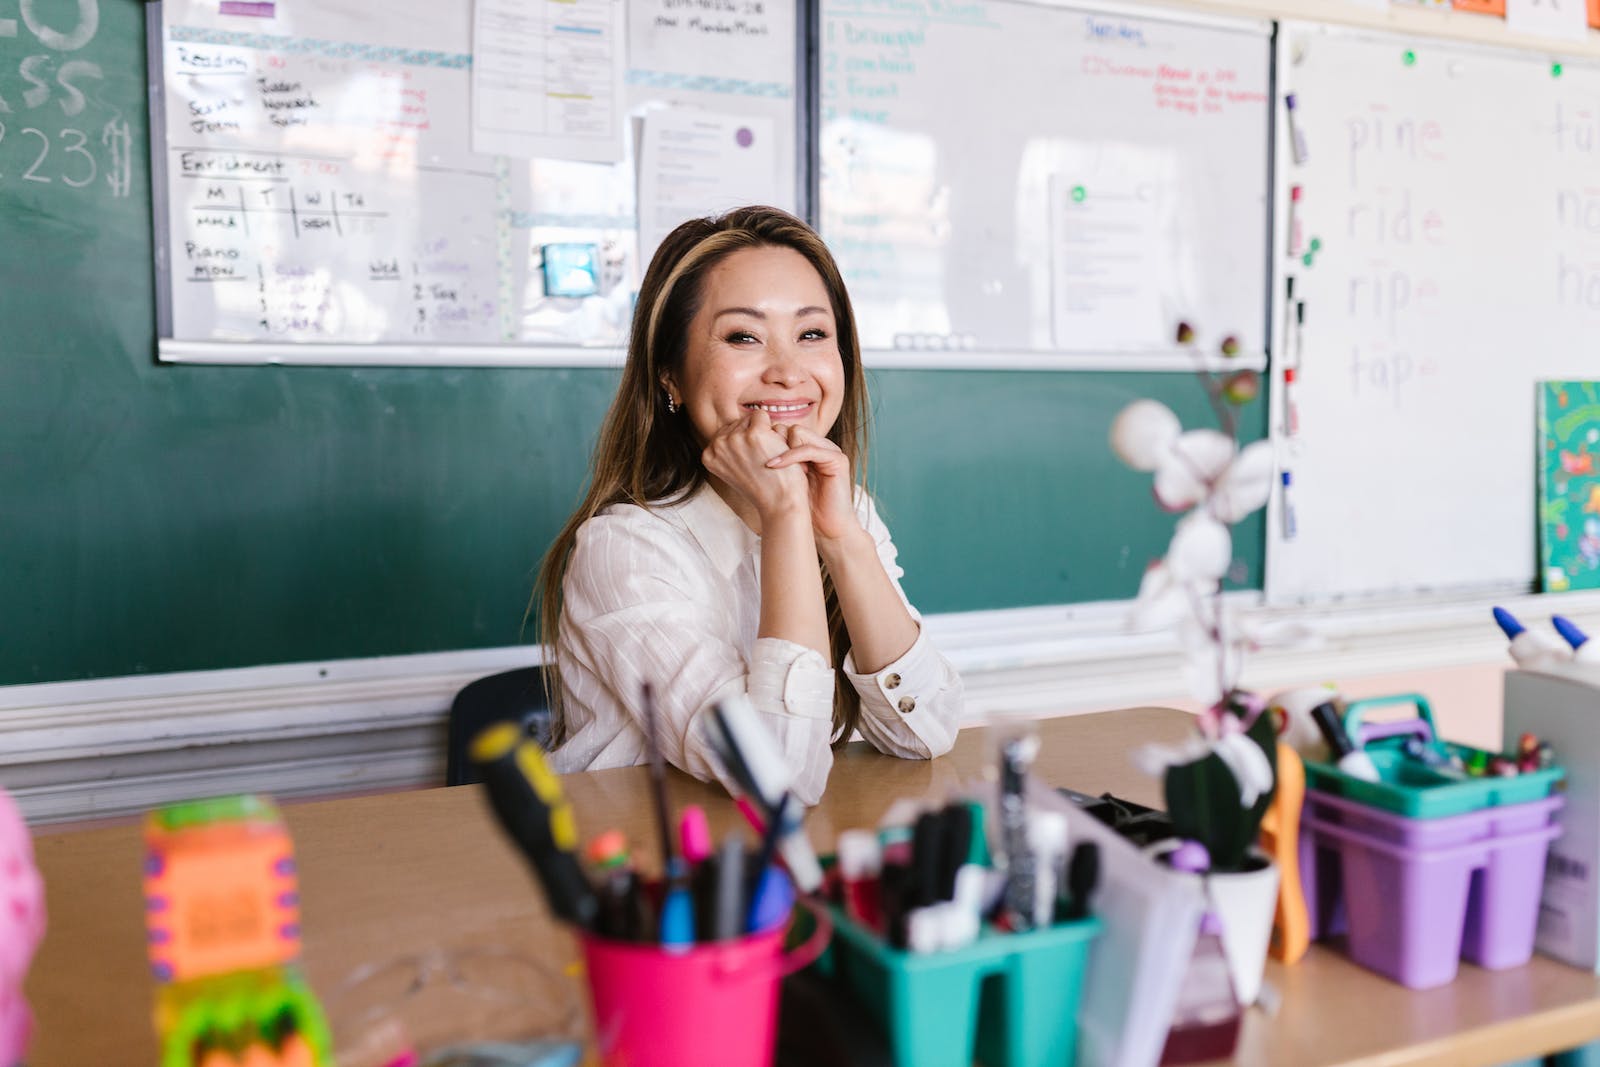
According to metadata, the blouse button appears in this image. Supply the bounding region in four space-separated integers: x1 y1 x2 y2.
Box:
883 672 902 690
897 696 916 714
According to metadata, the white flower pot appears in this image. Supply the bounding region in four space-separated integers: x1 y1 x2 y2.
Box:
1205 856 1280 1007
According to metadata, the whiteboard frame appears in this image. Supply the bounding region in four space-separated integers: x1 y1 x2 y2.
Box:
820 0 1277 370
146 0 806 368
156 336 1270 370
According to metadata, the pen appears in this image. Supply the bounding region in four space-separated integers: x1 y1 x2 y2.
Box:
1287 185 1303 257
746 794 794 933
999 735 1038 931
470 723 599 928
641 683 677 876
641 684 694 948
1283 367 1300 437
1280 470 1297 541
937 804 974 902
1286 93 1309 164
586 830 648 941
910 811 945 908
1280 275 1295 361
712 832 748 941
679 805 712 867
709 696 824 892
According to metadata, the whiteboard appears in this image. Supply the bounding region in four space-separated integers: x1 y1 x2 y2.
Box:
152 0 796 361
818 0 1272 359
1266 24 1600 603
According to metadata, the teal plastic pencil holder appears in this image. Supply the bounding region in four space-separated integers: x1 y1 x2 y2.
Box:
1301 693 1565 818
818 907 1100 1067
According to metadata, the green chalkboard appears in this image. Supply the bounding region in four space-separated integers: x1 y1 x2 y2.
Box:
0 3 1263 686
869 370 1265 614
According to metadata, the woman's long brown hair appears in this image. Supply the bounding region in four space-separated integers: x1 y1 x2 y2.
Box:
536 206 871 747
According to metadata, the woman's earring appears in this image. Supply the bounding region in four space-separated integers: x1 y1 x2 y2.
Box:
664 391 678 414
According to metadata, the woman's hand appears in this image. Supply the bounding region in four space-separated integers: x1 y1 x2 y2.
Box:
701 409 810 524
766 425 863 547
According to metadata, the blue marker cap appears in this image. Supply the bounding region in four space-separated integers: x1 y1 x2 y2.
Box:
745 866 794 934
1281 470 1292 487
1493 606 1525 641
1553 614 1590 650
1285 93 1298 110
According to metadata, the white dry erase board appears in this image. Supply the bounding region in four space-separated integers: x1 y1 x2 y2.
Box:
150 0 797 365
1265 24 1600 604
817 0 1272 363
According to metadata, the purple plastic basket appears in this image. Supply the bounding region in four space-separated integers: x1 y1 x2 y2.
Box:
1299 793 1562 990
1306 790 1563 849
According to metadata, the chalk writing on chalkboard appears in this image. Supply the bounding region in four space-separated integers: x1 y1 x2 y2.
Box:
0 0 132 199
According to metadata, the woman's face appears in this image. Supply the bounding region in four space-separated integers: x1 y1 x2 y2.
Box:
667 245 846 446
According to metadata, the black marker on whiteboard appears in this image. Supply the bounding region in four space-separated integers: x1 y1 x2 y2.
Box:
1294 300 1306 366
1285 94 1309 165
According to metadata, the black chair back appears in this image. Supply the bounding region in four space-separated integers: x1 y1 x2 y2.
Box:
445 665 552 786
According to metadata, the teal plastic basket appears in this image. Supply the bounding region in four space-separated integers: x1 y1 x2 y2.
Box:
1301 693 1565 818
817 906 1100 1067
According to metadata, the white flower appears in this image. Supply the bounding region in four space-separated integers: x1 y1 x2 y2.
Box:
1130 561 1196 631
1210 440 1275 523
1152 430 1235 512
1211 729 1275 808
1168 512 1231 584
1109 399 1181 472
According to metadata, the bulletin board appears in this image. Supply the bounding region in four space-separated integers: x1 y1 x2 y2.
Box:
1265 23 1600 603
150 0 799 364
817 0 1274 363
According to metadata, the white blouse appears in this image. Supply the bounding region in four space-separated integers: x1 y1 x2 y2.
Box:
547 484 963 804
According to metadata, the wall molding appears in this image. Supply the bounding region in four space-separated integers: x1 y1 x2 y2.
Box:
7 588 1597 824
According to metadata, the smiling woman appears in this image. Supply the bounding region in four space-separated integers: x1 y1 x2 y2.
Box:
538 206 964 804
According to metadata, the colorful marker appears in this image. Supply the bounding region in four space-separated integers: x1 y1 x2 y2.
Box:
1280 470 1298 541
1286 93 1309 165
1287 185 1304 257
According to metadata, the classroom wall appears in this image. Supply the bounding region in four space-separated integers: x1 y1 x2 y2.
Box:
7 0 1597 822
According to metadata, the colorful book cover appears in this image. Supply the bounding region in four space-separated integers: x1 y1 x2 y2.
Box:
1538 381 1600 592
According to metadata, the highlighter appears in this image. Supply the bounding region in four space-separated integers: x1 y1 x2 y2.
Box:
470 723 599 929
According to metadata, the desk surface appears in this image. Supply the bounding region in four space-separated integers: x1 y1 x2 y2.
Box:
25 706 1600 1067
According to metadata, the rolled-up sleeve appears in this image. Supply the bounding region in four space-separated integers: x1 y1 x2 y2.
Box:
561 512 838 804
842 495 964 759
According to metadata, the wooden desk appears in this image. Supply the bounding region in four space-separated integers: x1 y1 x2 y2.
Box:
24 707 1600 1067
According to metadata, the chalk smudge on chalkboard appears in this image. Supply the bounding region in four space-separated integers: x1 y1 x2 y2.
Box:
219 1 275 17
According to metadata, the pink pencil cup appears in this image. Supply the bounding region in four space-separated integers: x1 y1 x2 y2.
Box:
579 902 829 1067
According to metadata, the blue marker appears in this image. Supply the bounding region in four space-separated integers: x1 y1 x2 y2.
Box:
1552 615 1600 664
745 794 794 934
1493 606 1571 668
